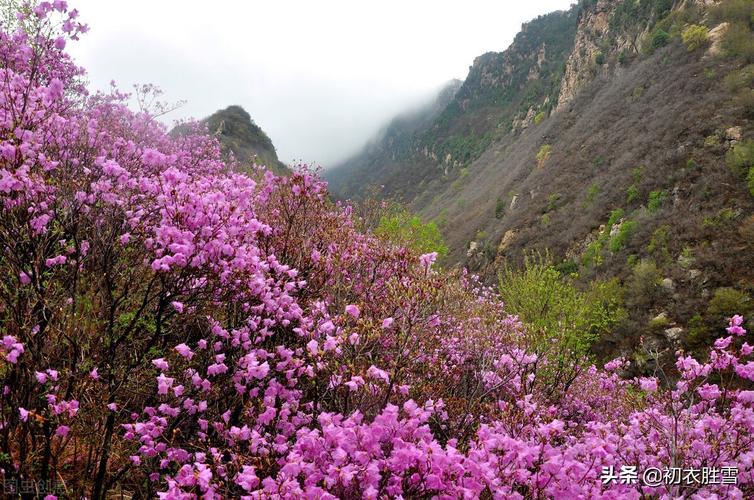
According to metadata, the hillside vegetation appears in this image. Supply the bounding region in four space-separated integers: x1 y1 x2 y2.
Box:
327 0 754 372
1 0 754 498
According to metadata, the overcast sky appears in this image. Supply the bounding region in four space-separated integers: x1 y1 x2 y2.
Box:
68 0 575 167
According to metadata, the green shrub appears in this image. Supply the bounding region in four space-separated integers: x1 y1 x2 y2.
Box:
594 51 605 65
722 22 754 62
609 219 637 252
726 139 754 178
723 65 754 92
626 184 639 204
681 24 709 51
625 259 662 309
376 208 448 258
648 225 671 263
707 287 751 324
632 166 643 183
583 239 604 268
687 314 709 346
499 253 625 360
546 193 560 212
704 133 721 148
649 313 670 330
733 88 754 119
607 208 625 228
534 111 546 125
703 207 739 228
647 189 668 213
556 259 579 276
585 183 599 206
495 198 506 219
618 49 629 65
536 144 552 167
650 28 671 51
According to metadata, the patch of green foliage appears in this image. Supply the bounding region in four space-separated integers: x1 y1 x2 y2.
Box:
707 287 751 324
618 49 630 65
647 189 668 213
726 139 754 196
584 183 599 206
626 184 639 204
499 252 626 361
724 65 754 118
648 225 671 263
609 219 637 253
610 0 673 55
546 193 561 212
649 28 671 52
704 133 722 148
682 25 709 51
536 144 552 167
607 208 624 228
594 51 605 65
376 208 448 258
583 239 604 268
703 207 739 227
625 259 662 309
495 198 506 219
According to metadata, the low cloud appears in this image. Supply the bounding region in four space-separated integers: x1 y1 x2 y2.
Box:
68 0 574 167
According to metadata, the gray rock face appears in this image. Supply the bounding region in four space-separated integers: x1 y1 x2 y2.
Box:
664 327 684 343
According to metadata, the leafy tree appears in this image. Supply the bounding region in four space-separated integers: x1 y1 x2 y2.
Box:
499 252 625 362
375 207 448 258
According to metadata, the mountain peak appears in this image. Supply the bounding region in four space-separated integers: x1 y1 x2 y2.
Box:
203 105 289 175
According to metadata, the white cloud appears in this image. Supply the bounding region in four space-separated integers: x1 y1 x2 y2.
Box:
68 0 575 166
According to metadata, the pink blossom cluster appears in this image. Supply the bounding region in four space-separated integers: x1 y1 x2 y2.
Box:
0 2 752 499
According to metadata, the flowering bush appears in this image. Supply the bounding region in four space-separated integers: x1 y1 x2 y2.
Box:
0 2 753 499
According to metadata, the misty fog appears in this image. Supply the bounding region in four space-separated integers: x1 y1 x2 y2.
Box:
68 0 575 167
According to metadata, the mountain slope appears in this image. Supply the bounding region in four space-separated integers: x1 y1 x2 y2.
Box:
325 0 754 364
326 8 580 200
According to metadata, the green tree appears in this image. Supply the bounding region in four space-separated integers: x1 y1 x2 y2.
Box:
375 208 449 258
499 253 625 363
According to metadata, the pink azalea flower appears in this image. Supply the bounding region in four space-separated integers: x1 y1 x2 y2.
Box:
345 304 360 319
152 358 169 371
174 343 193 359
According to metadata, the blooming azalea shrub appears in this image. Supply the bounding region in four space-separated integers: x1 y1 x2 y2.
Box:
1 2 754 499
